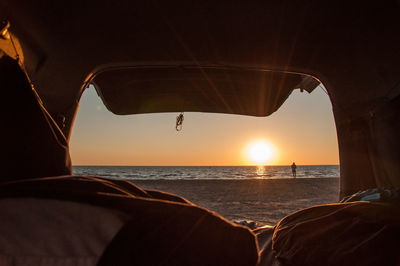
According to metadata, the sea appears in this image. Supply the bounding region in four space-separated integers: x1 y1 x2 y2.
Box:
72 165 339 180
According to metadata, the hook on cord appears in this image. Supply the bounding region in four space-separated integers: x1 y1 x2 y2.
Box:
176 112 184 131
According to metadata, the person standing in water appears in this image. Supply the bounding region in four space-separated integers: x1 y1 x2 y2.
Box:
291 162 297 178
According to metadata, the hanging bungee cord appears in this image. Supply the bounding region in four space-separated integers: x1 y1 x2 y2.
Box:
176 112 184 131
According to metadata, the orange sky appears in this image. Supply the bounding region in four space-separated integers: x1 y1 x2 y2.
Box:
70 85 339 166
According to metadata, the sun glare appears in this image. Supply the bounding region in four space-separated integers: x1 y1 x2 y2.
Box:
246 140 276 165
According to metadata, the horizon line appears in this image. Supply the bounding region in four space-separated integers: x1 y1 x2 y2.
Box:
72 164 340 167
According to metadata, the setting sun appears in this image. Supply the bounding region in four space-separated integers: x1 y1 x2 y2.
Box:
245 140 276 165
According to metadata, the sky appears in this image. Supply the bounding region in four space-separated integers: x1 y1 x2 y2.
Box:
70 85 339 166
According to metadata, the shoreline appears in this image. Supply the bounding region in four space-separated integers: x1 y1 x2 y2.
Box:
132 177 340 225
125 176 339 181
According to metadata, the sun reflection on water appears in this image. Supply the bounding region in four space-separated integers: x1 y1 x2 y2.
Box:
256 165 266 177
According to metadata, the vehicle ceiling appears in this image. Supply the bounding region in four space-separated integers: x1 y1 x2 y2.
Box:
1 1 399 137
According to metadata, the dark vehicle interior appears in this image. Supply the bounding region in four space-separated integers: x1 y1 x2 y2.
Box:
0 1 400 265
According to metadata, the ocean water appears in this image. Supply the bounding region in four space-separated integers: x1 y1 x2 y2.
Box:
72 165 339 180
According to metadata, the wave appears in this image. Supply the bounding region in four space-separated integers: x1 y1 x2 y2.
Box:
72 165 340 180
